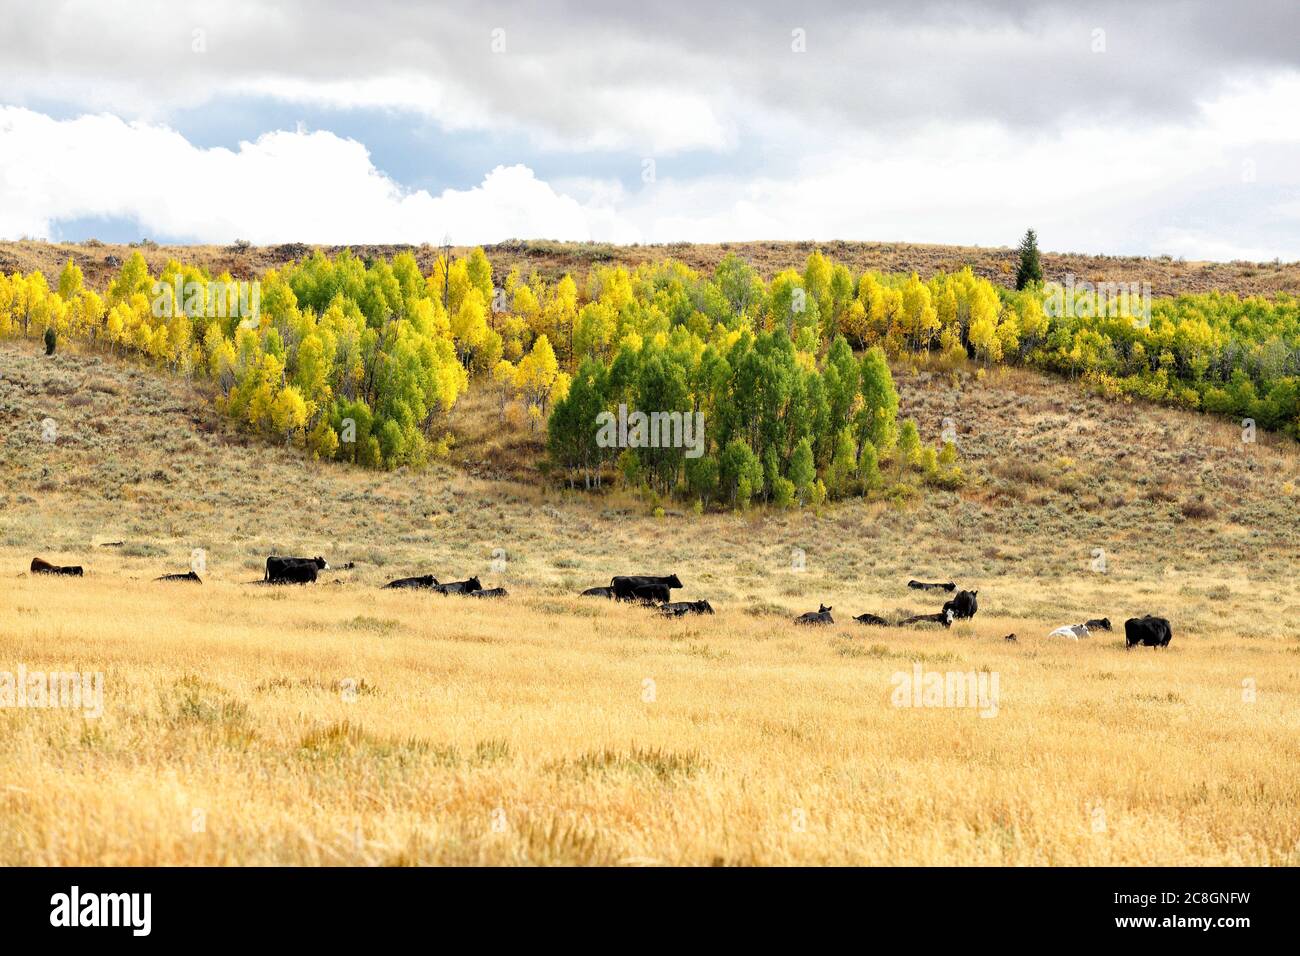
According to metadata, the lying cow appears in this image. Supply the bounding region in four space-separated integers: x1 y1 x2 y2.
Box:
610 574 682 601
1125 615 1172 649
1085 617 1112 632
156 571 202 583
660 600 714 617
581 586 614 599
907 580 956 592
384 574 439 590
943 589 978 620
853 612 888 626
470 587 508 598
795 604 834 625
265 556 328 584
1047 623 1090 640
434 577 483 595
900 609 954 628
31 558 83 576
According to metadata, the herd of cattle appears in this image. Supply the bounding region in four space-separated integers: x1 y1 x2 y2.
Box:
26 556 1175 648
575 571 1172 648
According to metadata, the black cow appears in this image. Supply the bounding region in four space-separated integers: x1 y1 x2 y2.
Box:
1125 616 1172 649
907 580 956 592
470 587 508 598
581 586 614 599
901 609 954 628
795 604 834 625
1085 617 1112 632
660 600 714 617
434 577 483 595
621 583 670 604
156 571 201 583
853 612 888 626
265 556 328 584
31 558 83 576
943 590 978 620
610 574 682 601
384 574 439 590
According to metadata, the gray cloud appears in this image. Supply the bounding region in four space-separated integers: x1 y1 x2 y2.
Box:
2 1 1297 151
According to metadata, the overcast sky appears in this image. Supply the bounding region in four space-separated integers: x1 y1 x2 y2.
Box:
1 0 1298 259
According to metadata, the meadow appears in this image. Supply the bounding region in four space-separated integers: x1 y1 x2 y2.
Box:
3 336 1300 865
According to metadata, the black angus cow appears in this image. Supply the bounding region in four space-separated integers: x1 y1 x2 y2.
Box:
1085 617 1112 632
581 586 614 599
660 599 714 617
943 589 978 620
610 574 682 601
156 571 201 583
853 612 888 626
31 557 83 576
907 580 956 592
470 587 508 598
901 609 954 628
795 604 834 625
384 574 439 590
1125 615 1172 649
434 577 483 595
265 556 329 584
622 584 670 604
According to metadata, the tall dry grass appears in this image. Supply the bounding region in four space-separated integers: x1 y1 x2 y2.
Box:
1 564 1297 865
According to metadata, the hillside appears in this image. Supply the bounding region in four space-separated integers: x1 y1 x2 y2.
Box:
4 237 1300 299
4 338 1300 864
4 335 1298 616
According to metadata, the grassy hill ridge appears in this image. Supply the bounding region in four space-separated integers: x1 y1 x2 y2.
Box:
4 237 1300 299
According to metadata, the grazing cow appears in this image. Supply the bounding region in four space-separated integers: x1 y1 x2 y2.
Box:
580 586 614 599
853 612 888 626
1085 617 1112 632
610 574 682 601
434 577 483 595
265 556 328 584
470 587 508 598
900 609 955 628
30 558 83 577
908 580 956 592
156 571 201 583
943 590 978 620
1004 633 1018 642
660 600 714 617
1125 615 1173 649
795 604 834 625
622 583 670 604
1047 623 1090 640
384 574 439 590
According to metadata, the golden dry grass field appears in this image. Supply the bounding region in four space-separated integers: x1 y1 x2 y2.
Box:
3 336 1300 865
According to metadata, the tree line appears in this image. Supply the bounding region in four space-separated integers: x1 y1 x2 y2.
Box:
3 245 1298 502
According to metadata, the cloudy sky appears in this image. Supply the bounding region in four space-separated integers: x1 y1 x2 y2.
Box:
1 0 1298 259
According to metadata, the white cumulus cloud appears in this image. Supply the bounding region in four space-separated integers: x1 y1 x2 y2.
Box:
0 108 601 244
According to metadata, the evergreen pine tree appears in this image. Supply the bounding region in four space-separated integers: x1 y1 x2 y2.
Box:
1016 228 1043 290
